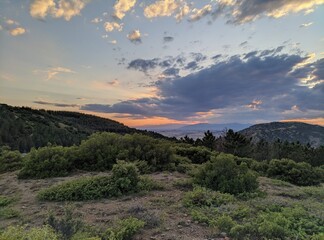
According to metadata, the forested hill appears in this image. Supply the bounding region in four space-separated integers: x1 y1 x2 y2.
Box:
239 122 324 147
0 104 165 152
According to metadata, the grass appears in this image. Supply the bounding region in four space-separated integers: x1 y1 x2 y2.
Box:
0 195 19 220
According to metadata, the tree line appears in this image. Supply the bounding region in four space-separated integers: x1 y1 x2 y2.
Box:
180 129 324 166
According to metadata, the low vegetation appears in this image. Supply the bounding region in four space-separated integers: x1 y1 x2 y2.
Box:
38 161 162 201
18 133 174 179
194 153 259 195
0 125 323 239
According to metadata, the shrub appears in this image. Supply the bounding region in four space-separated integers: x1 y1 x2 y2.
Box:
137 176 164 192
76 133 174 172
103 217 145 240
0 225 59 240
38 162 160 201
38 176 112 201
194 153 259 195
173 146 212 164
216 215 235 232
267 159 322 186
18 145 77 179
0 146 23 173
46 206 82 240
183 186 235 208
229 205 324 240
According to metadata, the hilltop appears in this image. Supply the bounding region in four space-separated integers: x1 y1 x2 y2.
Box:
239 122 324 147
0 104 165 152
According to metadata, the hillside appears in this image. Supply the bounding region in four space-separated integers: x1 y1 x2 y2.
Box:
240 122 324 147
0 104 165 152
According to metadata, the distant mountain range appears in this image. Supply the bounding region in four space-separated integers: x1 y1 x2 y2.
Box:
139 123 251 139
0 104 166 152
239 122 324 147
178 123 251 131
141 121 324 147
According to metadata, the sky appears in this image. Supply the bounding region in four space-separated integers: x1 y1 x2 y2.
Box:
0 0 324 127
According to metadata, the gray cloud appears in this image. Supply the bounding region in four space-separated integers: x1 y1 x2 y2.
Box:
34 101 78 108
162 67 180 77
163 36 174 43
82 50 324 122
127 53 207 76
127 58 160 72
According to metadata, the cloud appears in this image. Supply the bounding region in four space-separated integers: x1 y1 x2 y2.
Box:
9 27 26 36
175 2 190 22
189 4 212 22
127 30 142 44
144 0 179 18
239 41 248 47
162 67 180 77
246 100 262 110
163 36 174 43
91 17 102 23
30 0 89 21
34 101 78 108
0 25 2 31
128 58 160 72
90 80 119 90
127 53 207 76
300 22 313 28
6 19 19 25
214 0 324 24
184 61 199 70
109 40 117 44
144 0 190 21
107 79 119 86
34 67 75 80
113 0 136 19
104 21 123 32
82 50 324 122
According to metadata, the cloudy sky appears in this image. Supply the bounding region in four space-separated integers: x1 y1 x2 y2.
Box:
0 0 323 127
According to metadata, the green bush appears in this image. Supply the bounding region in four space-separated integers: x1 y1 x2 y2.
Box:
76 133 174 172
267 159 322 186
183 186 235 208
194 153 259 195
0 146 23 173
0 225 59 240
216 215 235 232
103 217 145 240
46 206 82 240
38 162 160 201
173 146 212 164
17 133 175 179
18 145 77 179
229 205 324 240
137 176 164 192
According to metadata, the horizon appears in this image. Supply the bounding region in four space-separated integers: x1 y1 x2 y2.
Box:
1 102 324 128
1 0 324 127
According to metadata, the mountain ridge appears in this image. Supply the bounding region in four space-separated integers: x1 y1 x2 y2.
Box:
0 103 166 152
239 121 324 147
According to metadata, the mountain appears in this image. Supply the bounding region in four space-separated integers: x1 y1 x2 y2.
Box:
139 123 252 139
239 122 324 147
0 104 166 152
179 123 251 131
